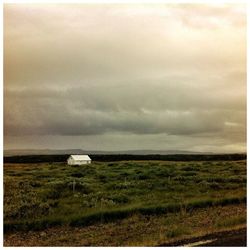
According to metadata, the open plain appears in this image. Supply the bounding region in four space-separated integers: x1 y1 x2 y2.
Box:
4 159 246 246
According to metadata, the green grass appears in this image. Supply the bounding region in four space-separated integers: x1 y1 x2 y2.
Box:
4 160 246 232
4 196 246 232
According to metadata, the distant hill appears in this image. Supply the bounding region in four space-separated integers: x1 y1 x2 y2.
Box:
4 149 85 156
4 149 214 156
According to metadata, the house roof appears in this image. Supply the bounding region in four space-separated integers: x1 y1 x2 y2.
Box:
69 155 91 161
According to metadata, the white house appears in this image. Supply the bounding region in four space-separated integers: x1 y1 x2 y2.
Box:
67 155 91 165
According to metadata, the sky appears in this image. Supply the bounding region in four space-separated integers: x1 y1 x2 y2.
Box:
4 3 246 152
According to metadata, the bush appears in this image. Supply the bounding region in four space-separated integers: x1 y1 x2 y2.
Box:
182 166 195 171
74 183 93 194
109 194 130 204
209 182 222 190
71 172 85 178
166 226 191 238
182 171 197 177
44 182 69 199
137 173 150 180
97 174 107 182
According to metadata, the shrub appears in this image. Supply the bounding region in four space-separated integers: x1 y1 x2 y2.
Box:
97 174 107 182
71 172 85 178
29 181 42 188
182 166 195 171
209 182 222 190
109 194 130 204
72 182 93 194
166 226 191 238
137 173 150 180
182 171 197 177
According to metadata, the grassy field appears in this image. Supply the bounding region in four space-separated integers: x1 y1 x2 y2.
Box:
4 160 246 246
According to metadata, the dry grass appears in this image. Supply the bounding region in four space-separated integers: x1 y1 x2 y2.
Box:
4 203 246 246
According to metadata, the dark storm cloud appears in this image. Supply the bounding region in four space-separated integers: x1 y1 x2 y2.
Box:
4 84 246 139
4 4 246 152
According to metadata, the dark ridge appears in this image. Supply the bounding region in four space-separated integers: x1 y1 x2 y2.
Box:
4 153 246 164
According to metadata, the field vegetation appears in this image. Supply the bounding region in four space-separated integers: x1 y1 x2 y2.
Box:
4 159 246 245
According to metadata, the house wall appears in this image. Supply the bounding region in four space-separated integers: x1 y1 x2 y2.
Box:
67 158 91 165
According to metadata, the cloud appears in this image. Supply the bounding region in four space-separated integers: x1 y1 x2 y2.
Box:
4 4 246 152
4 4 246 86
4 83 246 139
168 4 246 29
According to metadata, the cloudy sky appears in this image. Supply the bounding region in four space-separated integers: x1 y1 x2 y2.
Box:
4 4 246 152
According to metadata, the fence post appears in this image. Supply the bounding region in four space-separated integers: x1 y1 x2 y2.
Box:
73 179 76 193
